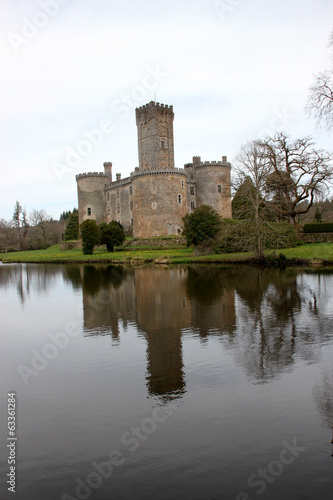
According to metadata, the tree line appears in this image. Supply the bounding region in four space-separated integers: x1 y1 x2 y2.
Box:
0 202 78 253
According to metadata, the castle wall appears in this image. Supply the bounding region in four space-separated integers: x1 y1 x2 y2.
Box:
132 170 187 238
105 180 132 230
76 173 109 225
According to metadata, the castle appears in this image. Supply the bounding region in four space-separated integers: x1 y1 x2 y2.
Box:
76 101 232 238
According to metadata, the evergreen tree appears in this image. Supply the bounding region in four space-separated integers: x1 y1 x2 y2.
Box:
80 220 100 255
64 212 79 240
182 205 221 246
100 221 125 252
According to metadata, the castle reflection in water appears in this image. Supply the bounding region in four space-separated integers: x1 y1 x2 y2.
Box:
2 263 331 408
64 264 330 402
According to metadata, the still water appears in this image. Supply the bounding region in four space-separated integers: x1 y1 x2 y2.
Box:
0 263 332 500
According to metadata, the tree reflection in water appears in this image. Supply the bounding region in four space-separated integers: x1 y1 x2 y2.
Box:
1 263 332 402
313 370 333 428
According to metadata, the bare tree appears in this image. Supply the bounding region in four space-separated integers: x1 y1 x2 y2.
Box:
259 133 333 224
29 209 52 245
0 219 17 253
29 209 51 226
232 141 273 257
306 29 333 129
306 70 333 129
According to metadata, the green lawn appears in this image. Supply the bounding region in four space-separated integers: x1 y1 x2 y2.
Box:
0 243 333 265
278 243 333 260
0 245 193 263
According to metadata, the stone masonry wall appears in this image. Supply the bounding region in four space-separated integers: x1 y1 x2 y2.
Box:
195 165 232 218
132 172 187 238
76 173 108 225
105 181 132 230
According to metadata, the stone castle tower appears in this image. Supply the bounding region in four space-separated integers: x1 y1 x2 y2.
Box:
76 101 231 237
136 102 175 171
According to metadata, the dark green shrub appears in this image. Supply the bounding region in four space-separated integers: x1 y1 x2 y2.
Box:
80 219 100 255
99 221 125 252
182 205 221 246
304 223 333 233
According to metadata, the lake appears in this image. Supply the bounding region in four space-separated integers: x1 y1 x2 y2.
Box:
0 262 332 500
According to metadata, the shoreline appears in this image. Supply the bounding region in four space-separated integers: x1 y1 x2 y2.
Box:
1 249 333 269
0 242 333 268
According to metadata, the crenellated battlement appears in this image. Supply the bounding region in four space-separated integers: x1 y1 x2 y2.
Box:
136 101 173 113
195 162 231 170
131 167 185 179
184 156 231 170
76 172 110 180
135 101 174 127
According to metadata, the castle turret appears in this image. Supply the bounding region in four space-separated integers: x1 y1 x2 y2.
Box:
136 101 175 171
103 162 112 180
193 156 232 218
76 170 110 226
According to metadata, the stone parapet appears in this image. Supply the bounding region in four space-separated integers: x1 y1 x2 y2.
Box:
195 161 231 169
107 176 132 188
76 172 110 180
131 167 185 179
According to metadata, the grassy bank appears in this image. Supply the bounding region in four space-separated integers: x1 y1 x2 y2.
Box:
0 245 193 263
1 243 333 266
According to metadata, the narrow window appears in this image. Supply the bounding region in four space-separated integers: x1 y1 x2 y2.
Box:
107 193 110 201
181 180 184 189
130 200 133 211
87 207 91 215
190 186 195 195
218 184 222 193
178 194 182 203
107 205 110 215
117 202 120 213
191 202 195 210
131 218 133 226
129 186 132 195
161 140 165 148
117 189 119 198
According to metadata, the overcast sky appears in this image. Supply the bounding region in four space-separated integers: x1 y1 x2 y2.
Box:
0 0 332 221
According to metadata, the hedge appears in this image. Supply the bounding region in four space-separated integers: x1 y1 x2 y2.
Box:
304 223 333 233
